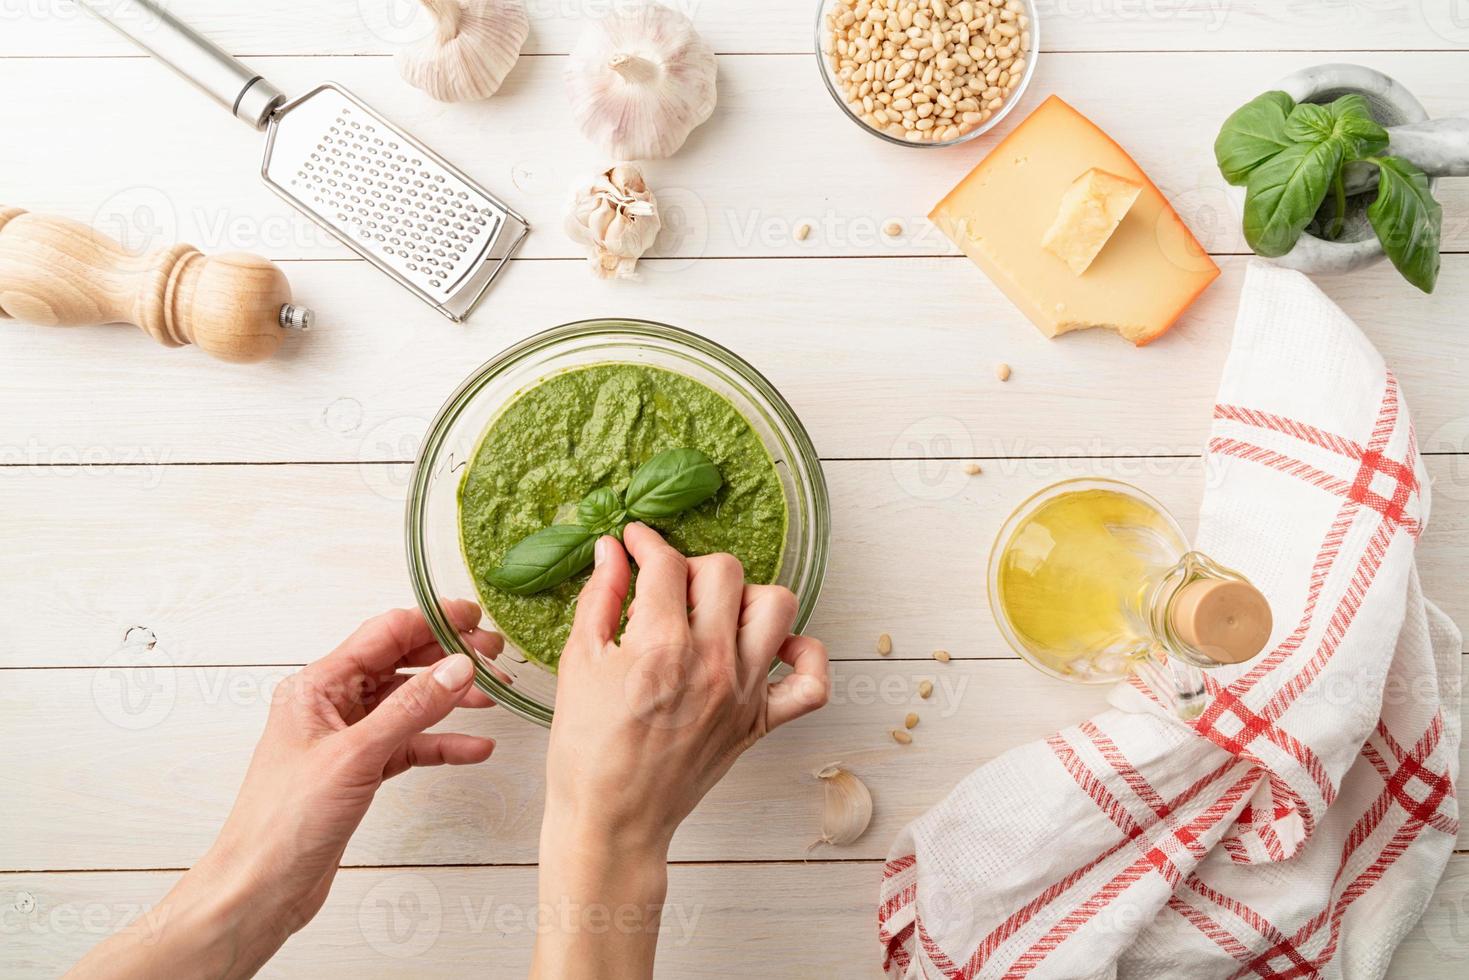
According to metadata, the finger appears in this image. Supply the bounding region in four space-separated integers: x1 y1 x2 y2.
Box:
736 585 800 674
621 522 692 637
398 626 503 668
348 653 478 758
407 733 497 769
318 601 482 681
765 635 830 732
567 536 632 650
369 671 494 711
686 553 745 653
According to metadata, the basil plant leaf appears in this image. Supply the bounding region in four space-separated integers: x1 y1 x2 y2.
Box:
576 486 627 536
1215 90 1295 186
1243 138 1345 257
1367 156 1442 294
1334 111 1388 158
486 525 598 596
1284 102 1335 144
625 448 723 520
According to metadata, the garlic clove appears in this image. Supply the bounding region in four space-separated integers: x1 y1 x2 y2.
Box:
565 2 718 160
812 764 874 849
396 0 530 103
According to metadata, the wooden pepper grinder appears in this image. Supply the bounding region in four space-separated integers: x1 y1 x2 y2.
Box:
0 207 312 363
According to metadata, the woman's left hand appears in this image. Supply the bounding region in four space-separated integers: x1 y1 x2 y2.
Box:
65 602 501 980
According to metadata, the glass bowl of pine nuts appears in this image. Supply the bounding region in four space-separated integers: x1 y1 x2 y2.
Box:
816 0 1038 147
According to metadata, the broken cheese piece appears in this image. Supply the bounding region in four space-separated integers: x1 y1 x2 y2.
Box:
1041 167 1142 275
930 96 1220 346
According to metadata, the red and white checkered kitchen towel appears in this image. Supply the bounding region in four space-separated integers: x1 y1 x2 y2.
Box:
878 262 1462 979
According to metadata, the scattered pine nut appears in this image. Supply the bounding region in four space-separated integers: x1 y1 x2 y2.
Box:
963 462 982 476
892 729 914 745
877 633 893 656
918 680 934 699
995 362 1012 382
904 712 920 729
883 220 903 238
795 222 812 242
933 649 952 663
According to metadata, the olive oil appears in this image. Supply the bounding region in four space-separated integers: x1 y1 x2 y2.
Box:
994 486 1189 681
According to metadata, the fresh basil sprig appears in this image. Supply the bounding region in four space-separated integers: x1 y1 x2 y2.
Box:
625 448 724 520
486 525 599 597
1215 90 1440 293
485 448 723 596
576 486 627 536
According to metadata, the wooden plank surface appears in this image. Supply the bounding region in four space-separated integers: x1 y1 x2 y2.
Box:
5 656 1466 872
3 52 1468 264
1 458 1464 671
3 255 1468 464
4 2 1466 975
2 857 1466 977
5 0 1467 56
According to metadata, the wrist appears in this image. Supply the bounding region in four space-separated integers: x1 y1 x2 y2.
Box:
171 850 294 977
533 812 671 980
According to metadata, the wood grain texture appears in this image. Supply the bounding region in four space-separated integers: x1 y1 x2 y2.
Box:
1 858 1466 978
1 53 1466 264
4 3 1466 973
4 0 1467 56
3 255 1468 463
0 458 1463 671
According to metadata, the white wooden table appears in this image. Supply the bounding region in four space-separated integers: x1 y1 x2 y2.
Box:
2 2 1466 975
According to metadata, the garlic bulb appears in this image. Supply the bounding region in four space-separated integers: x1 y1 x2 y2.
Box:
564 2 718 160
811 764 873 849
565 164 662 280
396 0 529 102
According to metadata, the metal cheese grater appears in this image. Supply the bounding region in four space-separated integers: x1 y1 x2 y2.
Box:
77 0 529 322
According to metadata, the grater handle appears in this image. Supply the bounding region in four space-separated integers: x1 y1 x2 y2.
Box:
74 0 285 130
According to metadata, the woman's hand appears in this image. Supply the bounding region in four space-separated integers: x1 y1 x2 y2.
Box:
532 523 829 979
66 604 501 980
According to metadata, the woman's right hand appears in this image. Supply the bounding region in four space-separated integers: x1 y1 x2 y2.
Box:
532 522 829 979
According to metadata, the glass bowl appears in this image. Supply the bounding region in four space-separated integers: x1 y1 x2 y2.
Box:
814 0 1040 148
406 319 831 727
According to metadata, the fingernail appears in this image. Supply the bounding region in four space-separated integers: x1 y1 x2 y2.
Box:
434 654 474 689
595 536 610 568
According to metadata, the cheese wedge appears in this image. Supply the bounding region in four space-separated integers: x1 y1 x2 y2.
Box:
930 96 1219 346
1041 168 1142 275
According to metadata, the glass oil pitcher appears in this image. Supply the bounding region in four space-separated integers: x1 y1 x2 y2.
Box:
987 479 1273 720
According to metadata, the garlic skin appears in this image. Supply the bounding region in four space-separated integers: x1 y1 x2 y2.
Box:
812 764 873 849
565 2 718 160
396 0 529 103
565 164 662 280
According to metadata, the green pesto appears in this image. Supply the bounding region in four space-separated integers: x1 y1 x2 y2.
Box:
458 363 789 670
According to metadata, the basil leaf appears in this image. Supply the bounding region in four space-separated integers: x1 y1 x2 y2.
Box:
1335 111 1388 158
1215 91 1295 186
1284 102 1335 144
1243 138 1345 257
1367 156 1442 294
576 486 627 536
625 448 723 520
485 525 597 596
